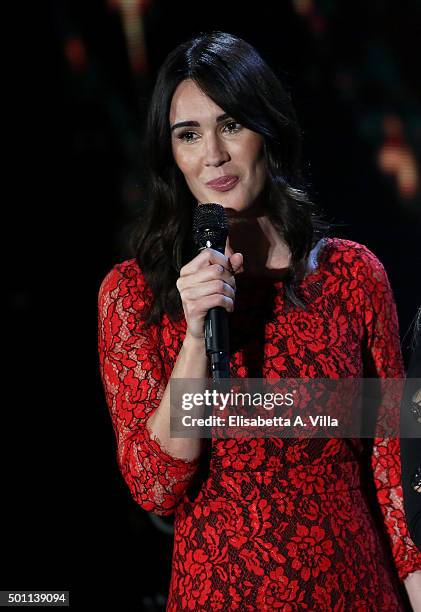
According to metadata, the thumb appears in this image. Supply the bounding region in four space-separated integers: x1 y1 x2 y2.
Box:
229 252 244 274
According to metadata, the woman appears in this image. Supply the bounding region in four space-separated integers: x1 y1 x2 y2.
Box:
98 32 421 610
400 308 421 608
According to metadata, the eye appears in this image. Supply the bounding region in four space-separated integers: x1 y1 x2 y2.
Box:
223 121 242 134
176 130 199 143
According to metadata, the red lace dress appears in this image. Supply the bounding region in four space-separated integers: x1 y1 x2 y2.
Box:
98 238 421 611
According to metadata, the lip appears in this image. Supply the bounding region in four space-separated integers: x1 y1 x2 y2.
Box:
205 175 239 192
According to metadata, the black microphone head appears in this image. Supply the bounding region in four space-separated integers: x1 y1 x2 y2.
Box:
193 203 228 254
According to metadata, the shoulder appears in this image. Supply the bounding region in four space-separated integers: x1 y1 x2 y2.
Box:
319 237 388 279
317 238 395 317
98 258 152 312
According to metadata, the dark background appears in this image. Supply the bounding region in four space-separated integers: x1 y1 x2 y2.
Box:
4 0 421 610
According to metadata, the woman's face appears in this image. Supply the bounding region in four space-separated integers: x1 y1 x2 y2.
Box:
169 79 267 214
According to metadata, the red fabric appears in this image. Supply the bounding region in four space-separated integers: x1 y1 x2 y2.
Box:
98 238 421 610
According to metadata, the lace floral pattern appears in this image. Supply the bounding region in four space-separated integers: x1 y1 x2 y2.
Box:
98 238 421 610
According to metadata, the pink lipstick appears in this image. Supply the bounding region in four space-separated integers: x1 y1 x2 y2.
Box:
205 175 239 192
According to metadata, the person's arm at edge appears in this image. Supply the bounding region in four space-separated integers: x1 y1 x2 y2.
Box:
356 244 421 605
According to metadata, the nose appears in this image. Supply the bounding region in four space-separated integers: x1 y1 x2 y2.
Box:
204 134 230 167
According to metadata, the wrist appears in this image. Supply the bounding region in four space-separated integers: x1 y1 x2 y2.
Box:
183 331 206 350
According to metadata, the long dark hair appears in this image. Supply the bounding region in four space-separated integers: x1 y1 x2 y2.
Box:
129 31 327 326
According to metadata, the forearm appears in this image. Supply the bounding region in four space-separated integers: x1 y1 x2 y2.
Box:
146 333 208 462
404 570 421 611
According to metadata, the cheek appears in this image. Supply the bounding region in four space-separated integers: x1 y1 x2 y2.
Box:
256 154 267 178
238 134 265 171
247 143 266 181
249 144 267 193
252 140 265 167
172 146 197 178
255 142 267 181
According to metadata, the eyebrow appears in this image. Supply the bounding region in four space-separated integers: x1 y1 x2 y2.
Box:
170 113 230 132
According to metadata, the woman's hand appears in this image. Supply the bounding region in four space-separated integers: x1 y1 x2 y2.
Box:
177 248 243 340
404 570 421 611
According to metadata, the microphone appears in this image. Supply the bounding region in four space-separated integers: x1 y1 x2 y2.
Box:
193 203 230 380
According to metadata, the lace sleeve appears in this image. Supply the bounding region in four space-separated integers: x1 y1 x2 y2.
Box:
359 246 421 580
97 263 200 516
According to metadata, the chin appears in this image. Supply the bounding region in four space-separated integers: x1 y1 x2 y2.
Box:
197 191 254 215
221 204 246 217
218 194 248 209
222 199 254 214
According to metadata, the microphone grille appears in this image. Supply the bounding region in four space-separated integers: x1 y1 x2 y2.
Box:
193 203 228 252
193 203 228 232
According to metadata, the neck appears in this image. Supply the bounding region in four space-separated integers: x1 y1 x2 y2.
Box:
226 211 291 280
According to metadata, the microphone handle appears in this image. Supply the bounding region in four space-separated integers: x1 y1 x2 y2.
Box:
205 306 230 379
